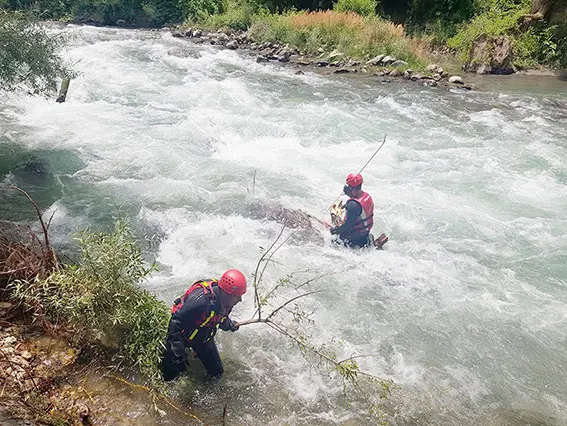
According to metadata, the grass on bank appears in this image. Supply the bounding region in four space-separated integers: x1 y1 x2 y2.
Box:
204 8 430 69
9 219 170 386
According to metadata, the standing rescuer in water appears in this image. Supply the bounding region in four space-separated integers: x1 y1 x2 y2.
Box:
330 173 388 249
161 269 247 381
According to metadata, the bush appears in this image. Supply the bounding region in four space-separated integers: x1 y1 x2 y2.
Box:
181 0 224 22
10 219 170 384
533 22 567 68
447 2 531 62
333 0 377 17
202 0 262 30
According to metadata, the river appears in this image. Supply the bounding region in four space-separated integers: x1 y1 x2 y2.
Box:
1 24 567 426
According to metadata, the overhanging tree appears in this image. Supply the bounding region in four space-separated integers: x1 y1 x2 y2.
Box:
0 11 72 93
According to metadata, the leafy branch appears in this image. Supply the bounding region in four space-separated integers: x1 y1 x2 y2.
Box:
235 226 394 420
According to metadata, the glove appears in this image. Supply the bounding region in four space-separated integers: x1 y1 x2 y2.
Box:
330 226 339 235
220 317 239 332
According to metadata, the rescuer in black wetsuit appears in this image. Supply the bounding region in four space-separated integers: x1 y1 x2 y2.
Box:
161 269 247 381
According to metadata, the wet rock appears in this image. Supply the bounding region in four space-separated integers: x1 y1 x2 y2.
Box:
184 28 193 37
403 69 413 79
192 29 202 38
423 80 438 87
449 75 464 84
295 70 304 75
216 33 229 44
426 63 438 72
316 60 329 67
389 69 402 77
432 73 442 81
116 19 127 27
380 79 391 84
333 68 350 74
226 40 239 50
278 49 291 62
381 55 396 65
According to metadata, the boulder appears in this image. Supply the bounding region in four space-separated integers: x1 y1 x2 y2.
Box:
465 35 515 75
216 33 229 44
278 49 291 62
449 75 464 84
390 60 408 67
366 54 385 65
226 40 239 50
328 50 345 61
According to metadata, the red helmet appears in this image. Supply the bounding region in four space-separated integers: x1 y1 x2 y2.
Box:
218 269 247 296
346 173 363 188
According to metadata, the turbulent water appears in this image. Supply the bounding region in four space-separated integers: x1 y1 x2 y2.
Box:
1 25 567 426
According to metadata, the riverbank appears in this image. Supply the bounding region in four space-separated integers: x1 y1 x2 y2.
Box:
0 308 199 426
165 24 476 90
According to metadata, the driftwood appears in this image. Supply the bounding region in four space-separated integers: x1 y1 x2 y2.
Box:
0 186 58 288
56 77 71 103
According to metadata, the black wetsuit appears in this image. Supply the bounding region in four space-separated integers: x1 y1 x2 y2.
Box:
330 199 370 248
161 284 236 381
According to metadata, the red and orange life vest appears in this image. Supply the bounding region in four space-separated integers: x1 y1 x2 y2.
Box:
171 280 224 343
349 191 374 237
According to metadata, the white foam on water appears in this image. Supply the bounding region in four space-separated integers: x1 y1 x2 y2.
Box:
3 25 567 425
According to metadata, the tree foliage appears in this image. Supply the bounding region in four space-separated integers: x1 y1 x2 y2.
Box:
0 11 71 93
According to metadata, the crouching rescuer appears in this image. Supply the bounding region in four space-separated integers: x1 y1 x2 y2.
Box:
161 269 247 381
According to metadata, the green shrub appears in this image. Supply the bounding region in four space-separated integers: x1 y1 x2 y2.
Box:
333 0 376 17
10 219 170 384
202 0 262 30
533 22 567 68
181 0 224 22
447 2 530 62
